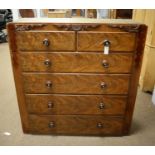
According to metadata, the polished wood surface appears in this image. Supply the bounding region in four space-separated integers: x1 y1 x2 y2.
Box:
78 32 136 52
7 19 147 136
123 25 147 134
20 52 133 73
7 23 30 133
29 115 123 135
23 73 130 94
16 31 75 51
26 94 127 115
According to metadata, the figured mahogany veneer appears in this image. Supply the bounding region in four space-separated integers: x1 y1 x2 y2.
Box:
20 52 133 73
23 73 130 94
29 115 124 135
7 19 147 136
77 32 136 52
16 31 75 51
26 94 127 115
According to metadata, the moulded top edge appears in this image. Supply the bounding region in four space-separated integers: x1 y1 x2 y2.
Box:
11 18 144 25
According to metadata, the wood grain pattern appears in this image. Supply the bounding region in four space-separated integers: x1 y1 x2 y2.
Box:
15 24 46 31
7 20 147 136
78 32 136 52
20 52 133 73
16 31 75 51
23 73 130 94
53 24 101 31
29 115 123 135
26 94 127 115
14 23 121 32
7 23 30 133
123 25 147 134
13 21 143 32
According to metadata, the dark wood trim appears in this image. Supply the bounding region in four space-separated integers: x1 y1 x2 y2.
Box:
123 24 147 134
13 22 143 33
15 24 46 31
15 23 101 31
53 24 101 31
108 24 140 32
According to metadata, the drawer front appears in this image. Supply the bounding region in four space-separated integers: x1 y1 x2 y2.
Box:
20 52 133 73
23 73 130 94
16 31 75 51
29 115 123 135
78 32 136 52
26 94 127 115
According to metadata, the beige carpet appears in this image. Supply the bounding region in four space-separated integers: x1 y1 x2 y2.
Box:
0 43 155 146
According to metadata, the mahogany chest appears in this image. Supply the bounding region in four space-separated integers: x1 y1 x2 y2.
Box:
7 18 147 136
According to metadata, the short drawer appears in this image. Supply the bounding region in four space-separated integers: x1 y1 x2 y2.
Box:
20 52 133 73
26 94 127 115
78 32 136 52
16 31 75 51
23 73 130 94
29 115 123 135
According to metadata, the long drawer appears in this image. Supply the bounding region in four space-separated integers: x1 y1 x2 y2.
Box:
78 32 136 52
16 31 75 51
29 115 123 135
20 52 133 73
26 94 127 115
23 73 130 94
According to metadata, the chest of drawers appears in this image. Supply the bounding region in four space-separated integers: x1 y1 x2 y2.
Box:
7 18 147 136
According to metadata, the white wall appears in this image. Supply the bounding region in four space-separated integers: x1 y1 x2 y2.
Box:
11 9 19 21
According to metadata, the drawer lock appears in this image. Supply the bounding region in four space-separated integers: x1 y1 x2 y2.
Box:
102 60 109 68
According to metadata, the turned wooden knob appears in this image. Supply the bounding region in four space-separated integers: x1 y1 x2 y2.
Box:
97 122 103 128
44 59 51 67
47 101 54 109
100 82 107 88
45 81 52 88
102 60 109 68
43 38 50 47
48 122 55 128
103 40 110 46
99 102 105 109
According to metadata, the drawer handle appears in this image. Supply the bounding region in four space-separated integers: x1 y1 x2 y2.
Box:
48 122 55 128
102 60 109 68
103 40 110 55
99 102 105 109
44 59 51 67
100 82 107 88
48 101 53 109
97 122 103 128
43 38 50 47
45 81 52 88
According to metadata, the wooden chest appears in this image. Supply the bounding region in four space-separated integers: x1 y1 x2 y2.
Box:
7 18 147 136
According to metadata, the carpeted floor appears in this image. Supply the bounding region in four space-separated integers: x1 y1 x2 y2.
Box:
0 43 155 146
